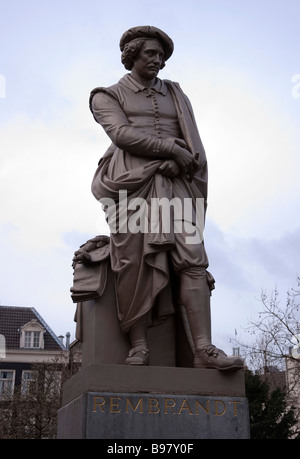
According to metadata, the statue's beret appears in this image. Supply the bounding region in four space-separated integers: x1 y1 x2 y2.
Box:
119 25 174 60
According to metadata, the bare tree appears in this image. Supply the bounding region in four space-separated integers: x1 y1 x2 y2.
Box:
239 277 300 437
0 355 80 439
241 277 300 372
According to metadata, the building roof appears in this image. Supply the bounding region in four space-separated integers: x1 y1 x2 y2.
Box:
0 305 65 351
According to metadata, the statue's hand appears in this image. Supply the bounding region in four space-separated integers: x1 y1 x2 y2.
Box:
171 143 199 180
72 235 110 267
157 160 181 178
72 250 91 267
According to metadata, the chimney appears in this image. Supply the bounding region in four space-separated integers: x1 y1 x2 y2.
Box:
66 332 71 350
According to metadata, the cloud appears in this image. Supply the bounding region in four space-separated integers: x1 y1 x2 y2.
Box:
204 220 300 350
177 70 300 239
206 219 300 294
0 222 77 338
0 111 109 251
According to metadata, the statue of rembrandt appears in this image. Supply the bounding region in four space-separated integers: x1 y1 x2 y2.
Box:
72 26 243 372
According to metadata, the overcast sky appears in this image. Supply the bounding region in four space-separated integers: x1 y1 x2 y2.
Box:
0 0 299 353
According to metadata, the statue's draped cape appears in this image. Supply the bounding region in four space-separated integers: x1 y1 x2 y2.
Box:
89 76 211 332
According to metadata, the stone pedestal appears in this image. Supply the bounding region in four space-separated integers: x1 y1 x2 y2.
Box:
75 267 194 368
63 264 250 439
57 364 250 439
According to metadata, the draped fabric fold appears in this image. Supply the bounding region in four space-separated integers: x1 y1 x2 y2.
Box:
89 76 209 332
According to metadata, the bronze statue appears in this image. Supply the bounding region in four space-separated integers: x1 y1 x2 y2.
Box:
86 26 243 371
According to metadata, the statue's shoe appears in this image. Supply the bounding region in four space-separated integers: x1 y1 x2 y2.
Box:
194 345 244 371
125 346 149 365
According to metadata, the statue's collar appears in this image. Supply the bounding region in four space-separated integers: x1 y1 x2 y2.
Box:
119 74 167 96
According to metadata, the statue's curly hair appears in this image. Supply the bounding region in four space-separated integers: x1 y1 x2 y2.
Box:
121 38 166 71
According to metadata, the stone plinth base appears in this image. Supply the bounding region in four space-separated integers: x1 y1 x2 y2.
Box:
57 365 250 439
57 391 249 439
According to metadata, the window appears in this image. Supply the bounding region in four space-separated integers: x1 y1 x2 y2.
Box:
0 370 15 398
0 334 5 358
24 331 41 348
20 320 45 349
21 370 35 395
24 331 31 348
33 331 40 348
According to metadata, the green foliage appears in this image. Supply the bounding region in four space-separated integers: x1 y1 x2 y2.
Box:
245 369 298 439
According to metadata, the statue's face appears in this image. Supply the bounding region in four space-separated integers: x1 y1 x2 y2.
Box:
132 39 165 80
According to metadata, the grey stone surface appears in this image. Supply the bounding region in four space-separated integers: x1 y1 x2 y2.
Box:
78 288 180 368
61 364 246 406
57 391 250 439
58 364 249 439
